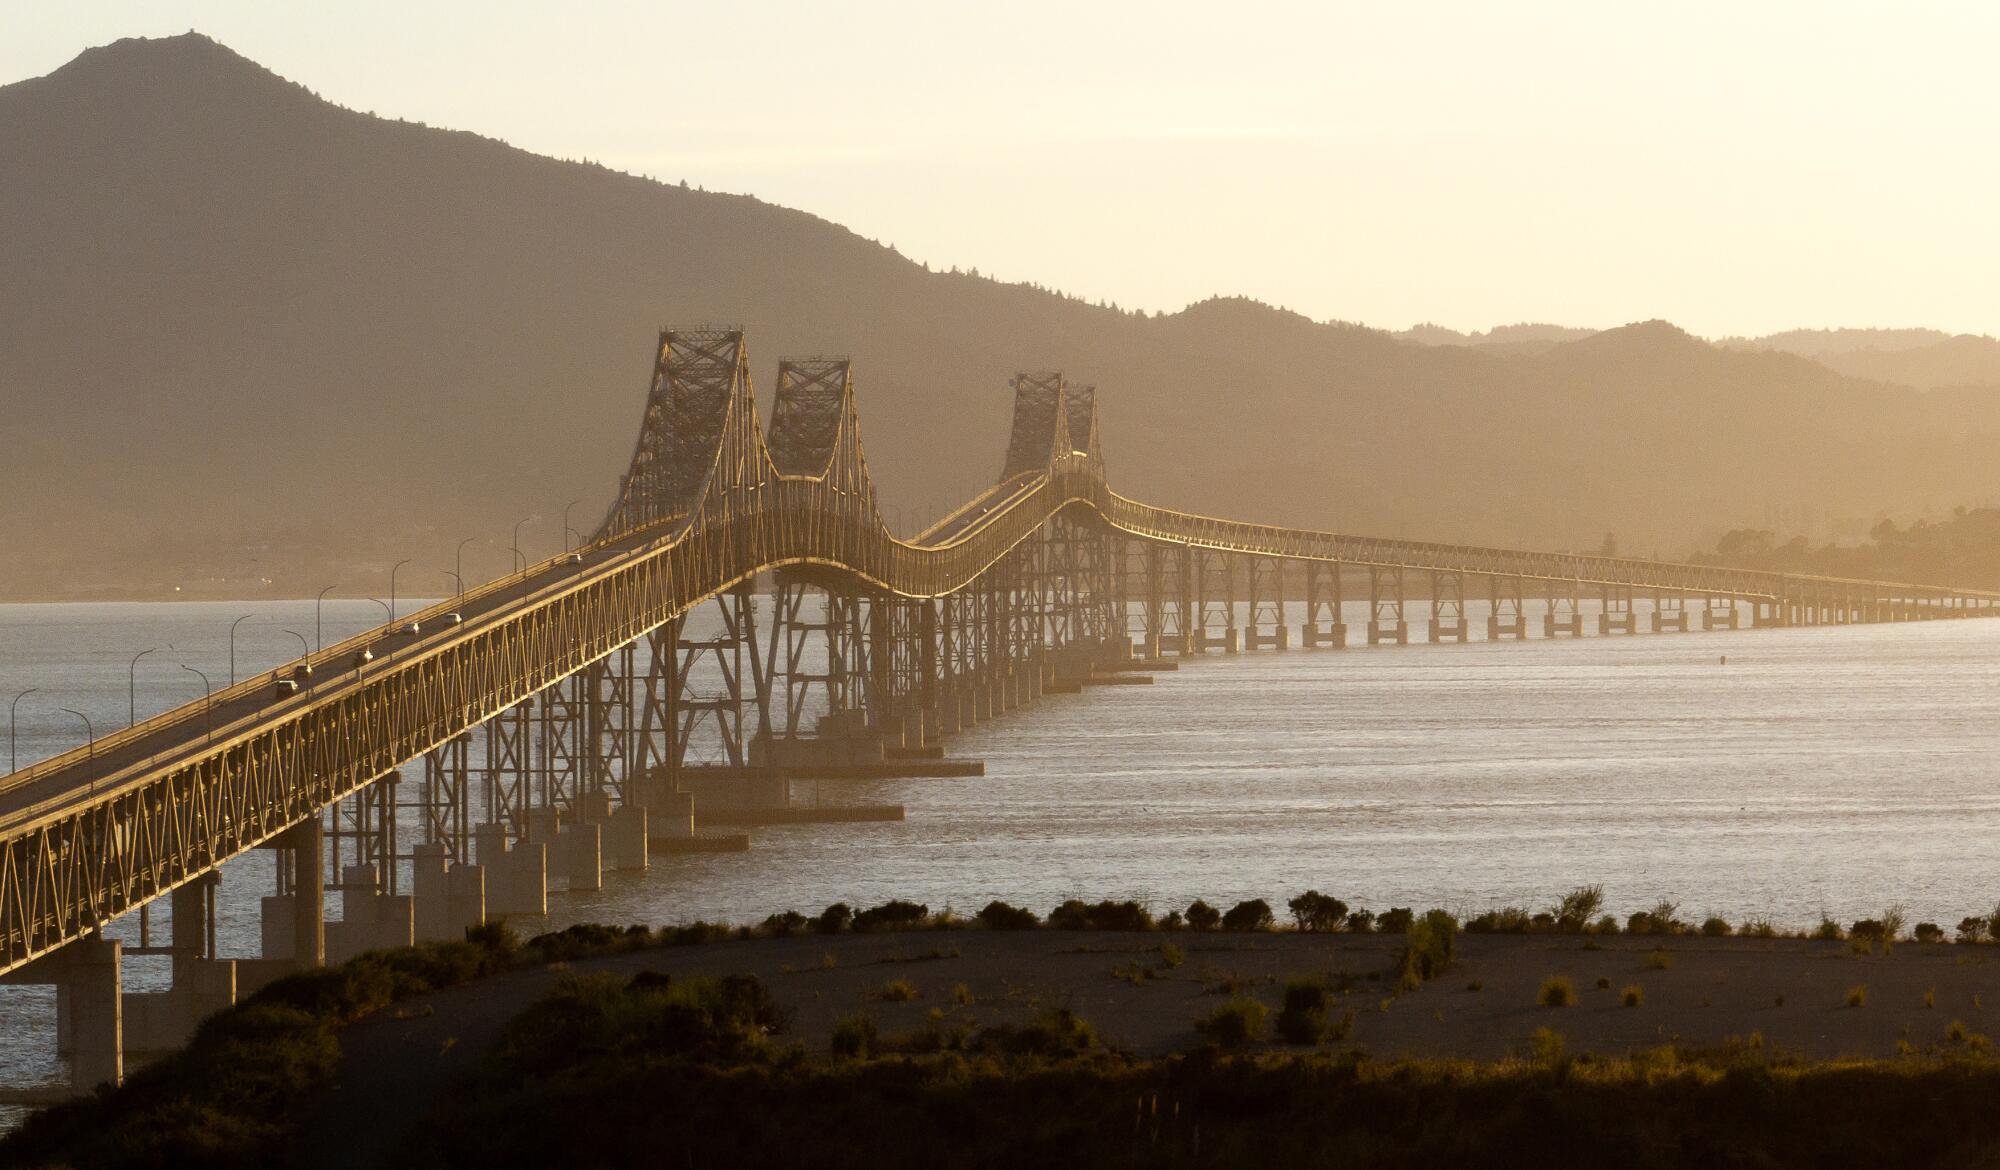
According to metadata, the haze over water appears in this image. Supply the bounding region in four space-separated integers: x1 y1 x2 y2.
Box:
3 599 1998 1095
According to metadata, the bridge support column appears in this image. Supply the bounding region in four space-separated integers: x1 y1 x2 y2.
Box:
1753 599 1788 629
1300 560 1347 648
412 842 487 943
1486 574 1527 639
257 817 325 973
1428 569 1469 642
126 873 237 1059
1703 597 1741 630
474 823 548 917
326 864 415 965
1192 550 1238 652
1598 585 1636 634
1652 593 1688 632
2 935 123 1093
1368 565 1407 645
1543 580 1583 637
1245 555 1288 650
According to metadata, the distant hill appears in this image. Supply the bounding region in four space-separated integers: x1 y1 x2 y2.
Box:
1394 323 1600 352
1719 329 2000 390
4 34 2000 598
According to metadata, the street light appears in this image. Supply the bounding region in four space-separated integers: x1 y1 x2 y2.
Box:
316 584 338 653
388 559 412 624
365 597 392 623
9 687 37 774
562 499 581 553
512 517 532 573
129 647 159 727
442 570 464 602
279 629 311 691
181 665 213 742
59 708 93 789
455 537 478 597
228 613 256 687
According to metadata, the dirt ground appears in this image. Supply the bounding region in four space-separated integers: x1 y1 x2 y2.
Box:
294 930 2000 1170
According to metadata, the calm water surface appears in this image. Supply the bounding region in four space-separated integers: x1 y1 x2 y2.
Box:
1 599 1997 1093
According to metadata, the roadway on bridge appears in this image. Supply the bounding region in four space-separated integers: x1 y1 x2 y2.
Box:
0 532 656 828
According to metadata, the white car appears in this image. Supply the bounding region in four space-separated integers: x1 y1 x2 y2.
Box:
398 620 421 635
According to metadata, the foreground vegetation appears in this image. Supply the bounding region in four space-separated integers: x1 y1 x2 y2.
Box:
9 884 2000 1168
402 968 2000 1170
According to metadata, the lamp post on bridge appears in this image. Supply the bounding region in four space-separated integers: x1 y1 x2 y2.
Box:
228 613 256 687
388 559 412 624
455 537 478 600
442 571 464 603
512 517 532 574
59 707 93 791
180 665 213 742
280 630 311 692
129 647 160 728
562 499 581 554
9 687 37 774
316 584 338 654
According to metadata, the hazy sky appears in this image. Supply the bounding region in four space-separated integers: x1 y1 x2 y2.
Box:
10 2 1999 338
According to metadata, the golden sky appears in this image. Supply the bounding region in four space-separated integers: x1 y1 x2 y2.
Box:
11 1 1998 337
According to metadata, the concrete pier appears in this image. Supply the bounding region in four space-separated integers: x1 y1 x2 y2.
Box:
474 823 548 918
326 864 414 964
411 843 487 943
2 935 124 1092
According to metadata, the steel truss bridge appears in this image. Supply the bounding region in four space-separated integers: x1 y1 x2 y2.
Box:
2 328 1996 1085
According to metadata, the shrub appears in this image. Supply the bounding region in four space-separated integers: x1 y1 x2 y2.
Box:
1846 985 1868 1008
1591 915 1622 935
1089 900 1155 931
1914 922 1945 944
878 980 919 1003
1376 907 1415 935
852 900 929 932
1957 916 1986 944
976 900 1040 930
1397 910 1458 991
1288 890 1349 932
1881 905 1908 943
830 1014 877 1058
1528 1026 1566 1065
1158 943 1185 969
1466 907 1530 934
975 1009 1099 1057
816 903 853 934
1049 899 1153 931
1159 910 1185 930
1622 984 1645 1007
1276 979 1331 1044
1595 977 1611 990
1539 976 1577 1008
1553 885 1605 932
1346 909 1376 934
1645 950 1673 971
1739 918 1777 938
760 910 808 937
1700 916 1732 937
1222 899 1274 932
1197 998 1268 1049
1185 900 1221 931
1813 914 1844 941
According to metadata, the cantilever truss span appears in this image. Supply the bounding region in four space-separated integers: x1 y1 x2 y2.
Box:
0 328 1994 980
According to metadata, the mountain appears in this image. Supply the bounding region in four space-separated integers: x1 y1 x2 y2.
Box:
1394 322 1600 354
1720 329 2000 390
4 33 2000 598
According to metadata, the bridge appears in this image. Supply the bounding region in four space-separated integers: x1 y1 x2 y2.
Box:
1 327 1995 1094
